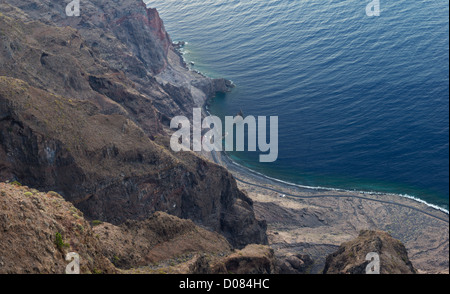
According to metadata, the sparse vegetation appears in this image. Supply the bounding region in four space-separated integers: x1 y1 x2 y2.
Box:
92 220 103 226
113 255 120 265
55 232 69 250
9 181 21 186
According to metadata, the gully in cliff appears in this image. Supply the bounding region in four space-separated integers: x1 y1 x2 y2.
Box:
170 108 279 162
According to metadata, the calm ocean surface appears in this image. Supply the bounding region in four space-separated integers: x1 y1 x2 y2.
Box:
147 0 449 210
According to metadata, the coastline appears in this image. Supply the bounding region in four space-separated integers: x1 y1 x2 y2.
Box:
209 149 449 273
180 39 449 215
222 151 450 216
195 58 448 216
175 40 449 273
1 0 446 276
216 150 449 223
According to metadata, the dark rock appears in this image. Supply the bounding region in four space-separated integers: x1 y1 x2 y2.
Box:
277 254 314 274
189 255 212 274
211 244 276 274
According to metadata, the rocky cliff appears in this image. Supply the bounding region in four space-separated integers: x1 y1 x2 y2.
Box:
0 1 429 276
1 0 233 119
0 182 270 274
0 0 266 250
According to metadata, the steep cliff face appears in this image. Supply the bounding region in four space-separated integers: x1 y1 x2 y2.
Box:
1 0 234 118
1 0 171 75
0 75 266 248
323 230 417 274
0 2 266 249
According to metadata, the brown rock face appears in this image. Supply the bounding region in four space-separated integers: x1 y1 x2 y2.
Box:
323 230 417 274
0 183 116 274
2 0 171 75
184 244 277 275
0 76 266 248
92 211 232 269
0 182 253 274
1 0 234 118
276 254 314 274
211 244 277 274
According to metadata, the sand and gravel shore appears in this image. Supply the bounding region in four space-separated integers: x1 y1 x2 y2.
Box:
205 150 449 274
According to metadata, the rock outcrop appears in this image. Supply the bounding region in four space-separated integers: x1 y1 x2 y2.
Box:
276 254 314 274
211 244 277 274
92 211 232 269
0 182 116 274
1 0 234 118
0 75 266 248
172 244 278 274
323 230 417 274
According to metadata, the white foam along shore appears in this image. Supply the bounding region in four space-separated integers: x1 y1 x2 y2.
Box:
221 151 450 215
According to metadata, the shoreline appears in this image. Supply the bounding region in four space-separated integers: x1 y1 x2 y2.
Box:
213 150 449 223
154 0 448 273
208 149 449 273
182 42 449 216
180 39 448 273
222 151 450 216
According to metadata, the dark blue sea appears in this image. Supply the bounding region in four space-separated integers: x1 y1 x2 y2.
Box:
147 0 449 211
